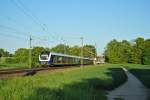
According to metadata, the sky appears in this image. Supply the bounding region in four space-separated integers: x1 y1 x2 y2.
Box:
0 0 150 54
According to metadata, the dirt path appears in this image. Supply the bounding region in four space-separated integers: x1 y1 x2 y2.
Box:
107 67 148 100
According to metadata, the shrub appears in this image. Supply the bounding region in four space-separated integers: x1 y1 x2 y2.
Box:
5 57 17 63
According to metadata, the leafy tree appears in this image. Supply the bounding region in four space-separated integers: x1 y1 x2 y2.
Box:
142 46 150 65
50 44 97 58
142 39 150 65
104 37 150 65
120 40 132 63
83 45 97 58
0 49 5 57
104 39 121 63
15 48 29 63
144 39 150 47
15 47 48 67
31 46 46 66
51 44 69 54
105 39 133 63
130 37 145 64
69 45 81 56
0 53 1 58
0 48 11 57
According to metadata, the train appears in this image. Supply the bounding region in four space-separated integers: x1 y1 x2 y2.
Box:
39 52 94 66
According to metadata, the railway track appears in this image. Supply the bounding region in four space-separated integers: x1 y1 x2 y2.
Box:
0 66 76 79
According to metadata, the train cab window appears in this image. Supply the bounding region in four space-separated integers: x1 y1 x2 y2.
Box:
40 54 49 60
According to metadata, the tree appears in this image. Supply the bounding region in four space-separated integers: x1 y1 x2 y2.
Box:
50 44 69 54
83 45 97 58
15 47 47 67
31 46 46 66
0 49 11 57
0 49 5 57
15 48 29 63
50 44 97 58
104 39 133 63
104 39 122 63
142 39 150 65
142 47 150 65
69 45 81 56
104 37 150 65
120 40 132 63
130 37 145 64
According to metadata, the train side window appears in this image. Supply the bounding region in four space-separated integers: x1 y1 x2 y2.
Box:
58 56 62 63
53 55 57 63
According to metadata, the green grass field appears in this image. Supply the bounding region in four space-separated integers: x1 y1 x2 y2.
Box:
0 63 29 69
0 64 127 100
0 57 28 69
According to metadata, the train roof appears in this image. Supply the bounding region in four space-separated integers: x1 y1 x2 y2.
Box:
50 52 93 60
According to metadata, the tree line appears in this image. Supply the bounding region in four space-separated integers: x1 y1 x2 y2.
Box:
104 37 150 65
1 37 149 66
0 49 12 57
0 44 96 67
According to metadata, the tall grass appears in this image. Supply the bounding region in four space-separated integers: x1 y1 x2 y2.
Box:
0 63 28 69
0 64 127 100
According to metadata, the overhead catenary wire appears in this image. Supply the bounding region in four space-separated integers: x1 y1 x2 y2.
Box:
0 15 54 41
2 0 86 50
0 32 27 40
10 0 46 31
0 24 53 43
0 15 30 32
10 0 60 40
10 0 78 46
0 25 28 36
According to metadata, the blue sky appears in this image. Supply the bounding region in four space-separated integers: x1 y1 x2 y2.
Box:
0 0 150 54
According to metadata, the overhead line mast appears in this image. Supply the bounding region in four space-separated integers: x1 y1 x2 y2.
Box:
80 37 83 67
29 35 32 68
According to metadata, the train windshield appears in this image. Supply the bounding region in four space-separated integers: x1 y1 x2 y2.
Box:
40 54 49 60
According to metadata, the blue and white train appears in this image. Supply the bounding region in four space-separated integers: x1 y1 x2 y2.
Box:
39 52 93 66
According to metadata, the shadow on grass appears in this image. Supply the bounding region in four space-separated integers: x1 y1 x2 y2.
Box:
24 68 127 100
129 68 150 88
105 68 127 90
129 68 150 100
24 79 107 100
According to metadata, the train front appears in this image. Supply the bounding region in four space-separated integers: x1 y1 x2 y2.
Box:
39 52 51 66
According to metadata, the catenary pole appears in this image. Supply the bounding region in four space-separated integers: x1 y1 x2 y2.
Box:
80 37 83 67
29 35 32 68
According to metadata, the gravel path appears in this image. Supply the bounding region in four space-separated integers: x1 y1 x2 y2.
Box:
107 67 148 100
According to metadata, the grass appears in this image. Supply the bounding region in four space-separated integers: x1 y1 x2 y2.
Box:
0 63 29 69
0 57 28 69
0 64 127 100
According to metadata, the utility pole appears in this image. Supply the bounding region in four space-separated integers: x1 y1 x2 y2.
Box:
95 42 97 58
29 35 32 68
61 38 66 54
94 42 97 64
80 37 83 67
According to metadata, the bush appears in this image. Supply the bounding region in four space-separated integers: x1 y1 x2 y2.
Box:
5 57 17 64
